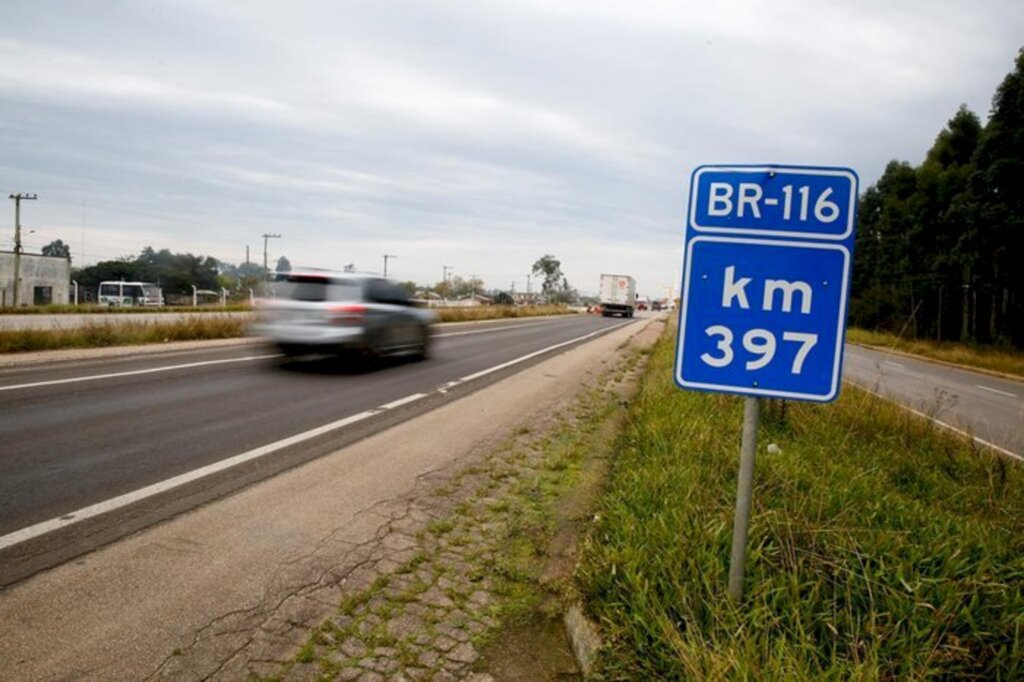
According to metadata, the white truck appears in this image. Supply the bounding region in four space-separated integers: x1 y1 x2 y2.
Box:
598 274 637 318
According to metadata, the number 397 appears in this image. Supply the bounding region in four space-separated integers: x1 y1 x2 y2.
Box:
700 326 818 374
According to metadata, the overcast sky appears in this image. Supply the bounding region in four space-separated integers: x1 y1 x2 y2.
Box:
1 1 1020 297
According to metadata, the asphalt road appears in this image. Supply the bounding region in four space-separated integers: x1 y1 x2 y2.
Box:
842 344 1023 457
0 314 637 583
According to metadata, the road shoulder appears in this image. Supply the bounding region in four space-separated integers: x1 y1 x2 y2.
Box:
0 317 659 680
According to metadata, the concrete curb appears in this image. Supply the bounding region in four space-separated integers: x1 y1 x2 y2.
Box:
564 602 603 675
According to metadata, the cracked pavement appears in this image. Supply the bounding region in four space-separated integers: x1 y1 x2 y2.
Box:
0 318 656 680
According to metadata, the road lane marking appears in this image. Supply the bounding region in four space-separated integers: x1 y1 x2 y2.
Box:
882 361 905 369
0 354 281 393
379 393 427 410
0 409 381 551
0 317 640 550
846 381 1022 462
975 384 1018 399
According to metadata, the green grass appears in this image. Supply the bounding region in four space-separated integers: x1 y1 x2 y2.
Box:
847 327 1024 379
0 317 248 353
577 327 1024 680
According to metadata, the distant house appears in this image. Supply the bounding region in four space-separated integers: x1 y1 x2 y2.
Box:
445 293 493 308
0 251 71 306
513 292 543 306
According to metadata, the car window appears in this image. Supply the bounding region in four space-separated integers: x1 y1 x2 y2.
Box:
271 274 360 302
365 280 410 305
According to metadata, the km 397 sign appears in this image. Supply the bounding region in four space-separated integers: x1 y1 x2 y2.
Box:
674 164 859 402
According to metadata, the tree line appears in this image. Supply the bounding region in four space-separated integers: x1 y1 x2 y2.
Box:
851 48 1023 348
70 247 293 295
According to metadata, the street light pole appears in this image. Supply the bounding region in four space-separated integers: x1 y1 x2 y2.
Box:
383 254 397 278
9 193 37 307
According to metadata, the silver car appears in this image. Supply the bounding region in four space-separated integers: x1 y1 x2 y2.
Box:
253 271 435 359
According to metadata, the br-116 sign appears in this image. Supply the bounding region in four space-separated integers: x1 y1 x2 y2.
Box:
674 164 858 402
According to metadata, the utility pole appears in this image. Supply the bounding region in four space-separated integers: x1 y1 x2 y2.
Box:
245 245 250 267
9 193 37 307
526 274 532 298
262 233 281 276
442 265 453 301
383 254 397 278
469 274 479 301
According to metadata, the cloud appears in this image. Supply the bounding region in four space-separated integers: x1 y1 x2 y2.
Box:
1 0 1021 296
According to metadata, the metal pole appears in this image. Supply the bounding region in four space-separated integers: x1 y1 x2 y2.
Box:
383 254 397 277
728 396 760 603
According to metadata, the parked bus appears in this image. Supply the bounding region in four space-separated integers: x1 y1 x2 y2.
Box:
97 281 164 307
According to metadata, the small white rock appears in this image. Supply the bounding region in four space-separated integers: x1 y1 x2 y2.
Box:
767 443 782 454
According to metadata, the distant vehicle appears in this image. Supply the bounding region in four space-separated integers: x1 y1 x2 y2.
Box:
652 300 664 312
253 270 435 359
598 274 637 318
97 281 164 307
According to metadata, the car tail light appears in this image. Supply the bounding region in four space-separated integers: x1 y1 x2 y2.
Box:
327 304 365 324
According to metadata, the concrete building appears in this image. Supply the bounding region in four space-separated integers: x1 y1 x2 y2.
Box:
0 251 71 307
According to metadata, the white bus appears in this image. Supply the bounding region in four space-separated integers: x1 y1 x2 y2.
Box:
97 281 164 307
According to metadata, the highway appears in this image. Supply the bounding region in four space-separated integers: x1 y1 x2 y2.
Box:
0 314 635 585
843 344 1023 457
1 316 1020 587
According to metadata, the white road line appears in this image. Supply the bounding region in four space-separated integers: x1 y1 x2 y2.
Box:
846 381 1022 462
0 317 637 550
975 384 1018 399
0 409 380 551
0 354 281 393
379 393 427 410
882 361 905 369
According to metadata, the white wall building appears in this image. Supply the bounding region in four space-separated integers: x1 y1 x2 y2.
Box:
0 251 71 306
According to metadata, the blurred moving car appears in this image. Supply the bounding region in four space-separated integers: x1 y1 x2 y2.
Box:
252 270 436 359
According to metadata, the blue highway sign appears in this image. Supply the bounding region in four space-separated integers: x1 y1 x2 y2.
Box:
689 165 857 240
675 164 859 402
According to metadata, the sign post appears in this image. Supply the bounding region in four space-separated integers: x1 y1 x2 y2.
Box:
674 164 859 602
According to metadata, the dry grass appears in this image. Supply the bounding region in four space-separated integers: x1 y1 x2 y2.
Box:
0 306 576 353
847 327 1024 378
435 305 574 323
0 317 248 353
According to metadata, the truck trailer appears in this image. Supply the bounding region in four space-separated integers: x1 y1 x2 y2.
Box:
598 273 637 317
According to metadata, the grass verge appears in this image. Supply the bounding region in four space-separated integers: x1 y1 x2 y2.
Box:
435 305 574 323
577 326 1024 679
0 304 252 314
0 317 248 353
847 327 1024 379
0 306 576 354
